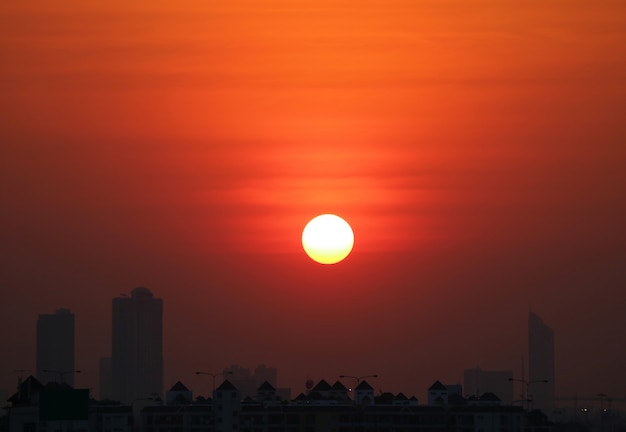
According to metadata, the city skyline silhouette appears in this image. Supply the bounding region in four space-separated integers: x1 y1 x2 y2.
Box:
8 289 619 410
1 0 625 423
5 292 626 431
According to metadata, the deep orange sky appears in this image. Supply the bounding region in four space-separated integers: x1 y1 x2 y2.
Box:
1 0 625 403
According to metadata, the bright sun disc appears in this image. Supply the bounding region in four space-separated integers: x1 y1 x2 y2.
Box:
302 214 354 264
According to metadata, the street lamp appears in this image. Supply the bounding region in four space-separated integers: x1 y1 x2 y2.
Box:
42 369 81 384
597 393 609 432
195 370 233 395
508 378 548 411
339 375 378 392
340 375 378 408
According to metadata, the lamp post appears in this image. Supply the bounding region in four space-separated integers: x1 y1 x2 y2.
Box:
340 374 377 424
508 378 548 411
597 393 608 432
42 369 81 385
196 371 233 432
339 375 378 394
195 371 233 395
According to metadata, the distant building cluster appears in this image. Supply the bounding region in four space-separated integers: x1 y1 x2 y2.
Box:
5 289 568 431
219 364 291 401
33 287 165 404
4 375 552 432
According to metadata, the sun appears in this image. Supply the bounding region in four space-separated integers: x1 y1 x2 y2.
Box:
302 214 354 264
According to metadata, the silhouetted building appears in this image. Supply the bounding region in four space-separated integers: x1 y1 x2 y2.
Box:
166 381 192 405
529 311 555 412
428 381 463 406
4 375 132 432
254 364 277 388
36 308 75 387
99 357 112 400
111 287 163 403
223 364 291 400
224 364 255 398
140 379 528 432
464 368 514 404
214 380 240 432
355 380 375 406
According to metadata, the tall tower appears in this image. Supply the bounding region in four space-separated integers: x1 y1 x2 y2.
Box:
528 311 555 412
36 308 75 386
111 287 163 403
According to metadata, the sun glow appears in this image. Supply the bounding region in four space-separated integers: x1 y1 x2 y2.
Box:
302 214 354 264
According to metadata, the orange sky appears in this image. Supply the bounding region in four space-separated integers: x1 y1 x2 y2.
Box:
1 0 625 402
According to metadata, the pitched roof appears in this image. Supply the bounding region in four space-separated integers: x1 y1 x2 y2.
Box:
257 381 275 391
169 381 190 392
215 380 237 391
22 376 43 389
356 380 373 390
8 376 44 403
395 392 408 401
312 379 331 392
428 380 447 391
294 393 308 401
330 381 348 391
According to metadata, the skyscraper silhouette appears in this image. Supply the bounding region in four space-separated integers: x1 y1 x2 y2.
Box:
111 287 163 403
36 308 75 386
528 311 555 412
99 357 112 400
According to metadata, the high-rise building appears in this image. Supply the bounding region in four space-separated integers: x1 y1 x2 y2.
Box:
99 357 112 400
36 308 75 387
111 287 163 403
528 311 555 412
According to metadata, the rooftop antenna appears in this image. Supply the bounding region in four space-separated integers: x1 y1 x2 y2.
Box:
14 369 30 387
14 369 30 399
